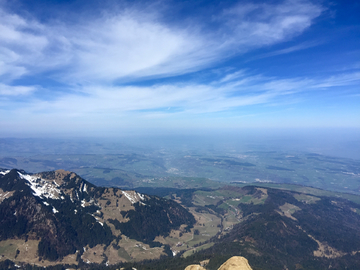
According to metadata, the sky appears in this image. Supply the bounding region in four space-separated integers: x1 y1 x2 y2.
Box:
0 0 359 137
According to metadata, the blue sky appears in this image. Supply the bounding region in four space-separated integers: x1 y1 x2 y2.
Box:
0 0 359 137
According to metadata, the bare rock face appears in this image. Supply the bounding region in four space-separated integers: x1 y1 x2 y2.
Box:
184 265 206 270
217 256 253 270
184 256 253 270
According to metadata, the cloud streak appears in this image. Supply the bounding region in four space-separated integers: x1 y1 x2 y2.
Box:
1 68 359 135
0 83 36 96
0 0 323 85
3 71 359 115
247 40 323 61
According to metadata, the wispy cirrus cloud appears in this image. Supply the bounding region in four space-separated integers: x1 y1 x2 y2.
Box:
312 72 360 88
247 40 323 61
0 83 36 96
1 68 359 134
0 9 48 82
3 71 359 115
219 0 322 48
2 0 359 134
0 0 323 86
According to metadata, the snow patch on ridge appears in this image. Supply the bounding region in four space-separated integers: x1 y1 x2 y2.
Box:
122 190 145 204
0 170 10 175
90 213 104 226
137 192 145 200
18 172 62 199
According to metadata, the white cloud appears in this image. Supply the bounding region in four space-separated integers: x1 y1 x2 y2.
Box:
0 0 323 86
248 40 323 61
1 69 360 135
219 70 247 83
220 0 322 49
66 15 199 82
0 83 36 96
312 72 360 88
0 9 49 81
5 70 359 117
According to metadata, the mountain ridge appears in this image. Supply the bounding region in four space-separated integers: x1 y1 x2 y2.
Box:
0 168 195 267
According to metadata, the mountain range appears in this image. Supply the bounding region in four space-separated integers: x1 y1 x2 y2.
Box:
0 168 194 268
2 168 360 269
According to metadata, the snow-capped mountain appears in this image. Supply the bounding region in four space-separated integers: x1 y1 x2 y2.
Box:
0 168 195 267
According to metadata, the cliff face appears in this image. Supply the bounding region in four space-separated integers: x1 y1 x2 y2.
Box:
185 256 253 270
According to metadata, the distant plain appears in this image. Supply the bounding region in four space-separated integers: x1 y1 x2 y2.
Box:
1 134 359 195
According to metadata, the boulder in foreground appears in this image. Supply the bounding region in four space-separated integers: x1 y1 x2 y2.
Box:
218 256 253 270
185 256 253 270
